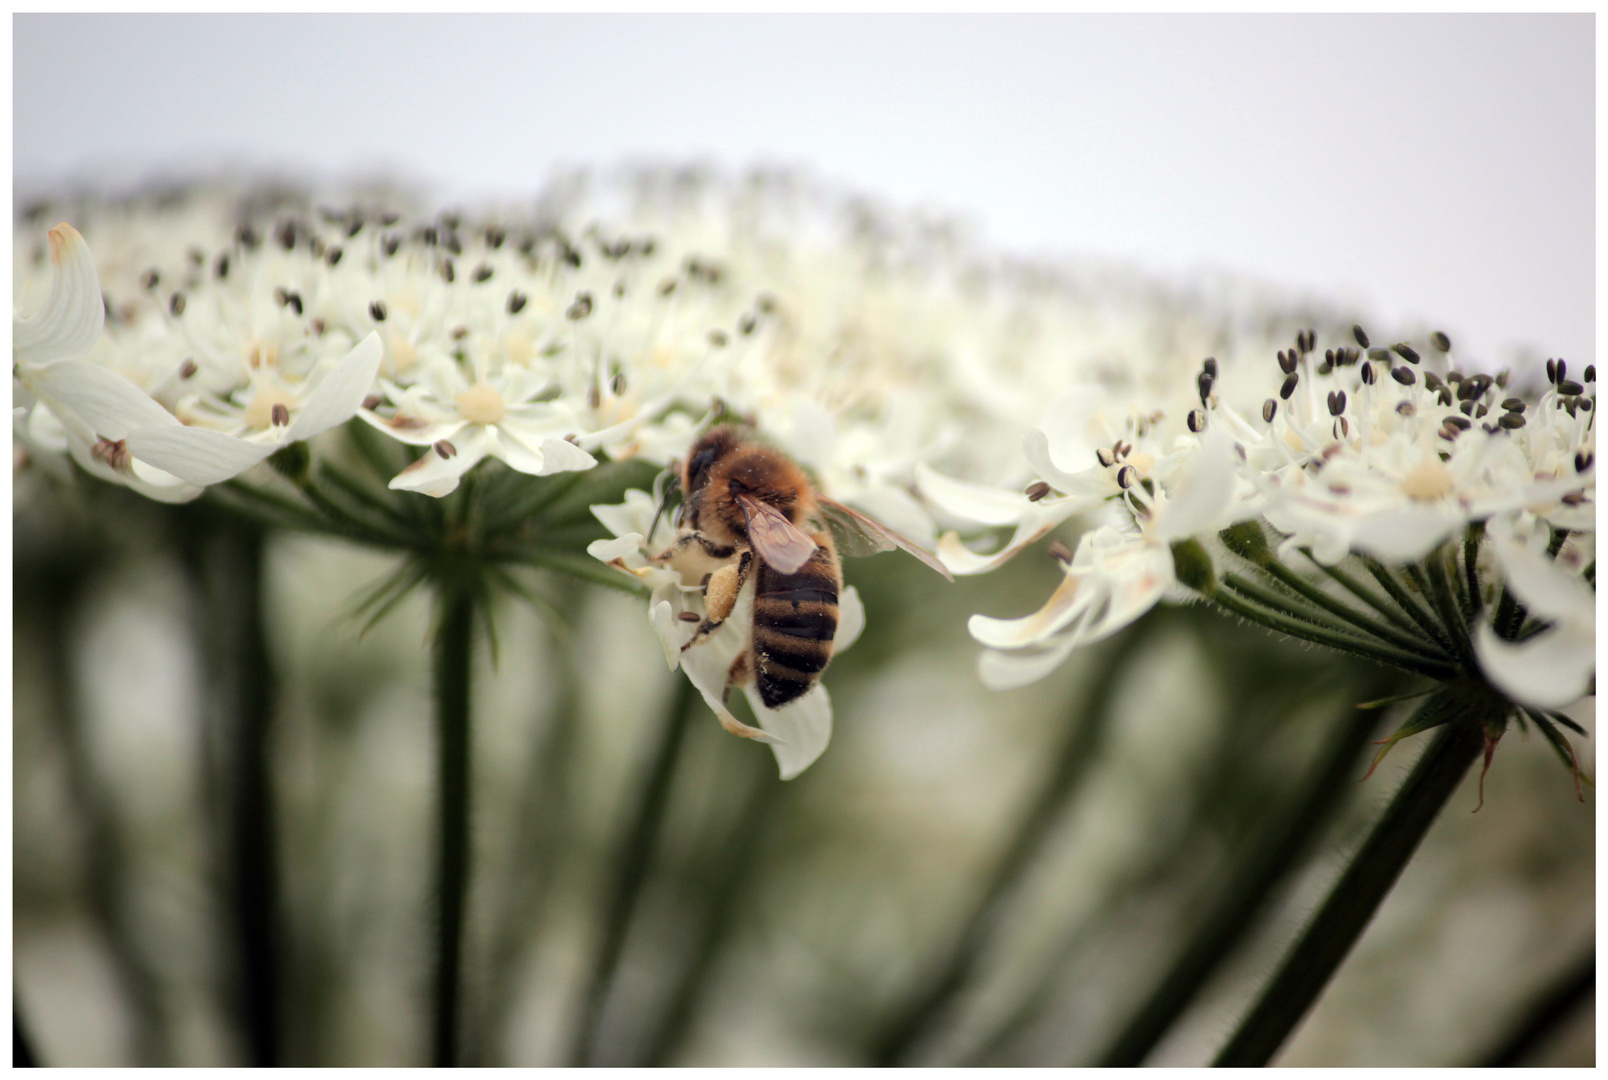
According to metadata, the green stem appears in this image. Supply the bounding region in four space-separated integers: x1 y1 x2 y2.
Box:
869 624 1153 1066
1096 678 1394 1066
1360 556 1456 655
432 583 476 1067
566 675 699 1066
1260 558 1449 659
1418 555 1472 664
1212 712 1485 1066
1462 527 1483 620
1303 552 1425 639
1215 579 1456 679
1477 949 1595 1066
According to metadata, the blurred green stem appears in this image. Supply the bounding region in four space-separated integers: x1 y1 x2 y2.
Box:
1095 675 1395 1066
431 581 476 1067
567 675 699 1066
1212 707 1485 1066
869 622 1155 1066
1477 949 1595 1066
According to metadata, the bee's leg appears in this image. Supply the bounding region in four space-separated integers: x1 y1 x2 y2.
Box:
654 531 737 565
682 551 752 651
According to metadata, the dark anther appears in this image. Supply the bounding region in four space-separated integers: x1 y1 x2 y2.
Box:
1203 357 1218 378
1558 379 1585 396
1392 343 1420 364
140 269 160 291
739 314 757 335
1316 359 1334 375
1437 388 1453 407
1446 369 1464 383
1095 447 1116 468
1368 348 1391 363
1187 409 1207 433
678 611 702 623
658 279 678 297
1501 398 1525 412
1460 400 1474 415
215 252 231 279
434 439 457 459
1556 359 1568 383
1475 404 1489 418
270 403 291 427
1197 371 1214 401
473 263 493 284
1327 390 1347 416
1325 349 1336 365
236 224 260 249
1546 358 1558 384
1047 538 1074 564
383 236 402 257
486 226 506 249
507 291 528 315
361 395 383 411
179 359 199 379
611 373 627 396
1334 417 1349 438
444 233 463 256
1584 364 1597 383
369 300 388 321
1444 414 1471 430
326 246 343 266
277 220 297 250
1430 331 1451 352
169 292 186 316
1396 401 1416 416
1280 372 1299 400
440 259 456 284
708 330 729 347
311 318 325 336
1026 480 1051 501
1423 372 1444 392
567 292 594 320
1262 399 1277 423
450 325 469 341
1575 451 1593 472
1117 465 1138 489
1360 361 1377 385
274 286 289 306
1278 350 1298 374
1391 366 1415 386
347 218 365 239
1352 325 1370 349
285 292 303 316
422 226 439 246
1498 412 1525 430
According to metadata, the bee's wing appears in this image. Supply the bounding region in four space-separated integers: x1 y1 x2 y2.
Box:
734 492 818 574
817 497 954 581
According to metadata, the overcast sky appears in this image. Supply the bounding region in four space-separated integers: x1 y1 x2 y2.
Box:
14 14 1593 368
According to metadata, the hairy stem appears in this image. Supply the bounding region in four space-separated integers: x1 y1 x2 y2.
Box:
1212 711 1484 1066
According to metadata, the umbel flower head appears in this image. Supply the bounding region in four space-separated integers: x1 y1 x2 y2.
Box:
932 325 1595 801
17 171 1231 777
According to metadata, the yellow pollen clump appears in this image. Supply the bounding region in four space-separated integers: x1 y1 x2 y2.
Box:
1400 460 1454 501
247 341 280 369
455 381 507 425
242 384 298 431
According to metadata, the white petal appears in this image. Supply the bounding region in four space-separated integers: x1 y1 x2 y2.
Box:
24 360 179 438
14 223 105 366
588 533 644 563
977 635 1083 691
1491 534 1596 623
1036 385 1108 474
126 426 275 484
356 408 468 447
591 489 660 540
649 598 681 670
679 590 781 746
916 463 1031 526
1156 430 1236 541
746 683 832 780
534 436 598 475
1348 505 1462 564
1023 427 1107 495
1475 621 1594 710
388 425 494 496
284 332 384 440
934 497 1083 576
833 585 866 654
968 572 1087 649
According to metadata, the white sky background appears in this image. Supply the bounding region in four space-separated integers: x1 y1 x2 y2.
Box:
14 14 1593 368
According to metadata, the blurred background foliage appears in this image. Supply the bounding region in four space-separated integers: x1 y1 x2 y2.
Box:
13 450 1593 1066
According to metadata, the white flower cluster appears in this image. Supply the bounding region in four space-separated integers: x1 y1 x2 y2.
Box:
927 327 1595 718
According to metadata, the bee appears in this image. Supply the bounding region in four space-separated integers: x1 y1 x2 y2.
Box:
657 426 953 709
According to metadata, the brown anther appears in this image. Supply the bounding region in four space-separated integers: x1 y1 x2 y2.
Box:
270 403 291 427
433 439 457 459
90 437 133 474
678 611 703 622
1026 480 1051 502
361 394 383 410
179 359 199 379
1047 538 1074 564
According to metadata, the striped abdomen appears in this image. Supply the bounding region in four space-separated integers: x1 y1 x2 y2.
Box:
752 540 841 709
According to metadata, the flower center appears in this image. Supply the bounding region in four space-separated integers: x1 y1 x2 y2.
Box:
242 384 298 431
1400 459 1454 501
455 381 507 425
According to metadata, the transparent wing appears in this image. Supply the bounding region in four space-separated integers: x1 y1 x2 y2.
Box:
735 492 818 574
818 497 954 581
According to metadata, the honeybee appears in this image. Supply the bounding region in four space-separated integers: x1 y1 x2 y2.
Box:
657 426 953 709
